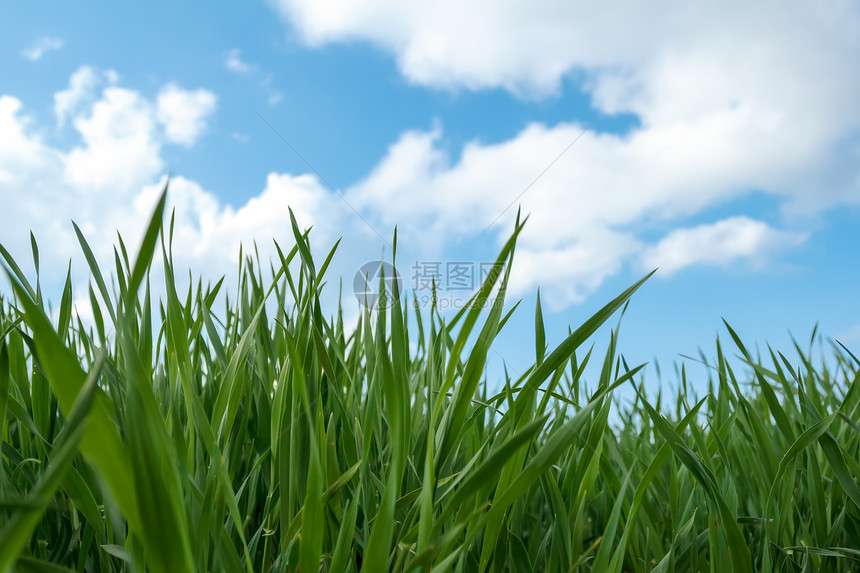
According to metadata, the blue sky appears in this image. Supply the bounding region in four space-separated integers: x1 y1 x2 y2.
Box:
2 1 859 391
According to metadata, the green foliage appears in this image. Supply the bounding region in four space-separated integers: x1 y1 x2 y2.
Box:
1 186 859 571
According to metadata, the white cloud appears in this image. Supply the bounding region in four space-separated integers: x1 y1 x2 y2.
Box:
65 87 163 189
272 0 860 305
272 1 860 100
21 37 64 61
510 229 642 308
2 70 224 268
6 1 860 322
640 217 808 276
224 49 255 74
71 292 95 326
1 69 370 327
54 67 99 128
0 96 60 185
156 84 217 146
53 67 120 128
132 172 342 267
272 0 860 204
342 116 826 304
55 71 216 191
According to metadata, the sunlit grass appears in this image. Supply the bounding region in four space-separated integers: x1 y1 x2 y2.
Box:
0 184 858 572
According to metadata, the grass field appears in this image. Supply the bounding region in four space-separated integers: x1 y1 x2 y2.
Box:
1 186 859 572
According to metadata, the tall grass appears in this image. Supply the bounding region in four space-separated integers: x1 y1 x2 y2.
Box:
1 185 858 572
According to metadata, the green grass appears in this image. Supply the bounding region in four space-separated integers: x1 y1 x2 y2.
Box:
1 185 859 572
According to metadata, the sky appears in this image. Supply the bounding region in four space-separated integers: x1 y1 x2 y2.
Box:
1 1 859 393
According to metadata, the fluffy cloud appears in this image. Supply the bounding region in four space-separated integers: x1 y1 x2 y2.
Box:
272 1 860 100
274 0 860 305
8 0 860 322
0 96 60 185
224 49 255 74
2 71 226 269
156 84 217 146
54 67 119 128
132 172 344 270
509 229 642 308
21 37 64 61
640 217 809 276
343 118 819 304
1 69 366 325
65 87 163 189
54 67 100 128
54 69 218 190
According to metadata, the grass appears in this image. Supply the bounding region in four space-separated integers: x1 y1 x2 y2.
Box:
0 184 859 572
